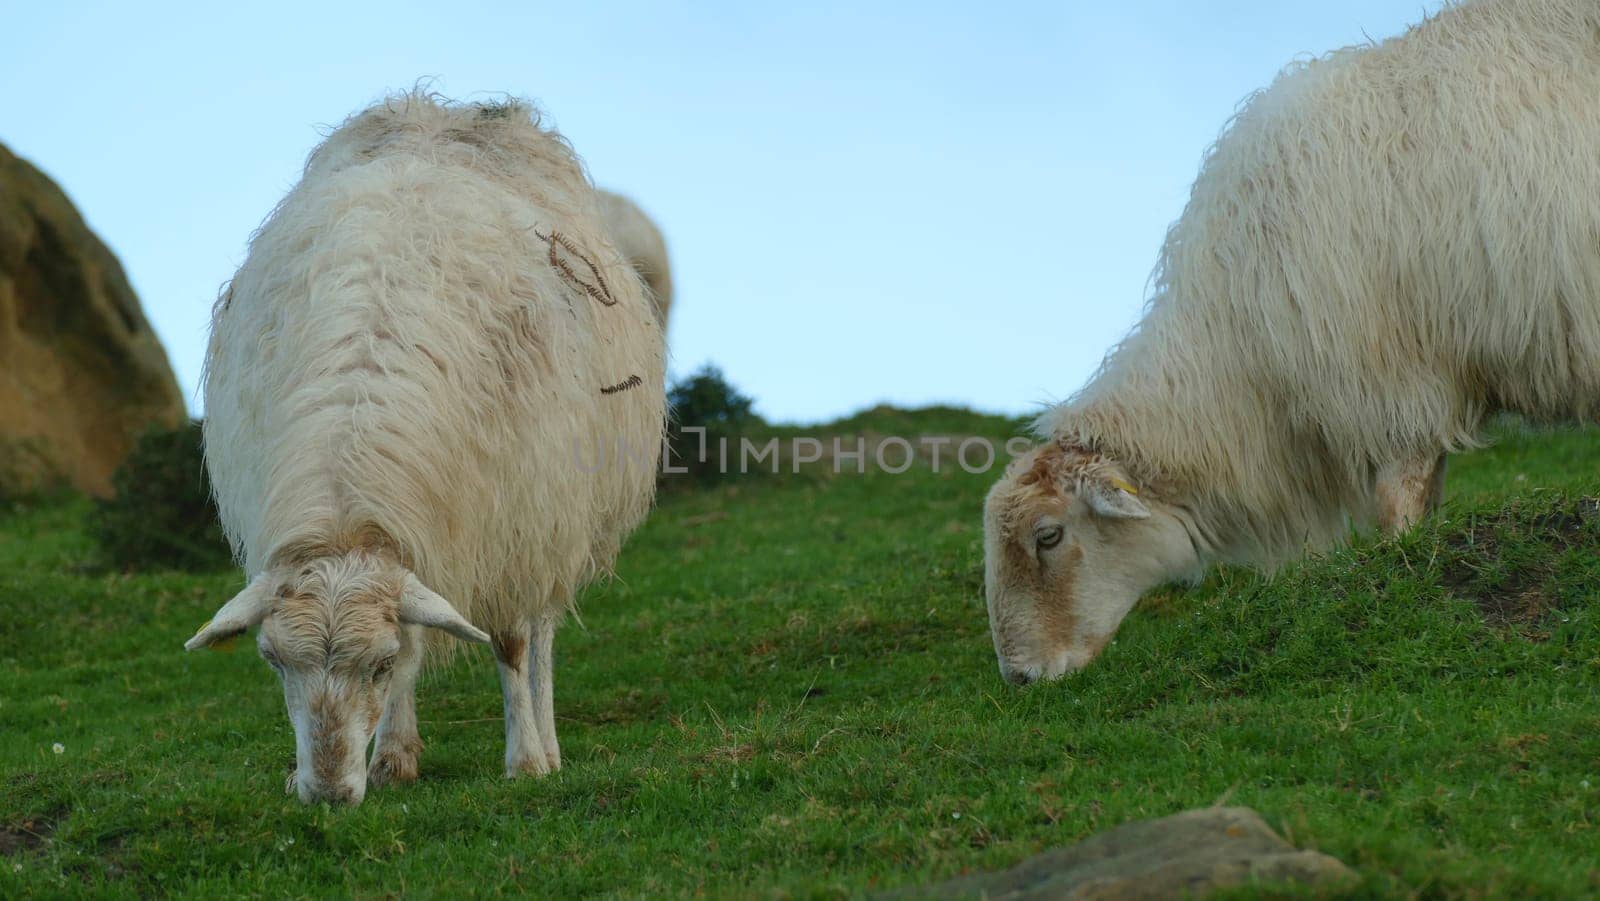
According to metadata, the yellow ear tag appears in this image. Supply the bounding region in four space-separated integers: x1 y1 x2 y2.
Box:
1109 477 1139 496
195 619 239 652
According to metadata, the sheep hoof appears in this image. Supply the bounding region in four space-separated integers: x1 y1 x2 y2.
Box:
369 748 421 787
284 769 298 796
504 755 550 779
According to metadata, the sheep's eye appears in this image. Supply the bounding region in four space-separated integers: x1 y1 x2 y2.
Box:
1035 526 1064 550
373 656 396 680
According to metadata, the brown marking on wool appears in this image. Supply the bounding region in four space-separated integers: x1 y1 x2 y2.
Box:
1015 441 1153 515
327 600 403 667
347 523 404 560
345 116 406 161
258 561 405 672
600 374 643 395
990 453 1096 661
309 690 349 788
269 524 406 570
265 594 332 666
1017 444 1065 491
536 229 617 307
441 127 491 150
492 630 527 673
998 519 1044 573
1034 542 1085 653
995 447 1081 538
335 359 384 376
415 342 448 375
273 540 316 566
473 102 516 121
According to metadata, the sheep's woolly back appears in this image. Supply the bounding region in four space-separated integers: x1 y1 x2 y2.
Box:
1039 0 1600 565
596 189 673 326
204 92 666 630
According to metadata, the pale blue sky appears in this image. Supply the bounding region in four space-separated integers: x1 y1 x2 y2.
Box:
1 1 1432 423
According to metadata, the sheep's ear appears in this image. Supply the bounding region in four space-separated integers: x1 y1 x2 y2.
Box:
1083 475 1150 520
185 573 276 650
398 575 490 645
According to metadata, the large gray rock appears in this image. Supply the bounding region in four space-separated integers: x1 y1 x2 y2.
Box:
0 142 185 496
889 807 1354 900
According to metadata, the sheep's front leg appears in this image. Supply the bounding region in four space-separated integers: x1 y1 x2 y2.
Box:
493 623 549 777
1377 453 1448 534
370 624 425 786
1424 454 1447 515
530 613 561 771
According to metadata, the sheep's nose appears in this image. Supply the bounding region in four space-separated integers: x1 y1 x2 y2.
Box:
315 786 361 806
298 779 364 806
1002 666 1038 686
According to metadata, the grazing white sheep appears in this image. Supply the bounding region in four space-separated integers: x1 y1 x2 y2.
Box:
186 93 665 804
985 0 1600 684
596 189 673 327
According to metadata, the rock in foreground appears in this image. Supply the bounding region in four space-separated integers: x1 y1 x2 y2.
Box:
889 807 1353 900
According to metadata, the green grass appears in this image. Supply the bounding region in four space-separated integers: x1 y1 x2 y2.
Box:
2 412 1599 897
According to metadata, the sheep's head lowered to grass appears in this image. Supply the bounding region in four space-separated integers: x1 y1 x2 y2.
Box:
185 551 488 804
982 442 1200 685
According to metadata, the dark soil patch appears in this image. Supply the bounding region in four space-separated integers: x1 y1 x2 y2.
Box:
1439 497 1599 630
1 805 66 856
54 830 140 885
1471 586 1559 631
97 830 134 878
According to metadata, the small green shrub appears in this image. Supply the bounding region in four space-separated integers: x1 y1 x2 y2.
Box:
664 365 762 487
92 420 232 571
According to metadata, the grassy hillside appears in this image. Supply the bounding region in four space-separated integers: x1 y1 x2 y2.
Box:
2 412 1598 897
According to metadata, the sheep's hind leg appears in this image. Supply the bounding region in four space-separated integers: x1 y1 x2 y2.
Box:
529 612 561 772
1377 453 1447 535
370 624 425 786
494 622 549 777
